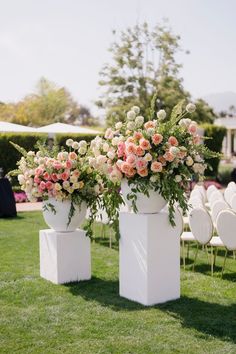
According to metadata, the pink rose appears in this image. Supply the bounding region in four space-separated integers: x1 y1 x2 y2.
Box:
152 133 163 145
158 156 167 166
126 143 136 154
193 135 201 144
133 131 143 140
168 136 179 146
117 142 125 157
43 172 50 180
66 160 73 169
45 181 53 190
188 123 197 135
53 162 62 170
135 146 145 156
39 181 46 190
151 161 163 172
121 162 133 175
35 167 43 176
126 154 136 167
34 176 41 184
61 172 70 181
136 159 148 170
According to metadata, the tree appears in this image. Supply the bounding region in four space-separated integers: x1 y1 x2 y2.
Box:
97 22 216 126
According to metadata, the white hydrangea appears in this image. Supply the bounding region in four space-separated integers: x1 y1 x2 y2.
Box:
78 140 87 148
156 109 166 120
127 110 136 120
72 141 80 150
186 103 196 113
78 147 87 155
66 138 74 147
127 121 135 130
115 122 123 130
131 106 140 114
135 115 144 127
150 175 158 183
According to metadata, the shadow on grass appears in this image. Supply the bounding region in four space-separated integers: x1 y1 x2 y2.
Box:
66 277 236 343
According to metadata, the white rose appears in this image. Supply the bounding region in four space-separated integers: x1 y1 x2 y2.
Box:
78 140 87 148
115 122 123 130
175 175 182 182
135 115 144 127
107 151 115 159
131 106 140 114
18 174 25 184
112 137 119 146
127 110 136 120
127 121 135 130
156 109 166 120
194 154 203 162
66 139 73 147
144 153 152 162
78 147 87 155
169 146 180 156
147 128 155 136
186 103 196 113
102 142 110 152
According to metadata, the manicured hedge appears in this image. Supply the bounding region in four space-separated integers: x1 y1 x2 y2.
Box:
0 133 48 176
55 133 101 148
201 124 226 177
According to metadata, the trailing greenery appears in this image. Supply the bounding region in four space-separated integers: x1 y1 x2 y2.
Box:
0 212 236 353
201 124 226 177
0 133 47 176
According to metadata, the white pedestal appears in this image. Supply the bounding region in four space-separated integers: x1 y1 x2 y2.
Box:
39 229 91 284
119 209 183 306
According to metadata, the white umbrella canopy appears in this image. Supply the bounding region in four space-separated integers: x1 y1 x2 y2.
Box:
37 123 100 134
0 121 38 133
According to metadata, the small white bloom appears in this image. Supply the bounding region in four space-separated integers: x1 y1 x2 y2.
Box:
127 110 136 120
131 106 140 114
194 154 203 163
186 103 196 113
150 175 158 183
66 139 74 147
115 122 123 130
107 151 115 159
135 115 144 127
186 156 194 166
27 151 35 156
175 175 182 182
156 109 166 120
72 141 80 150
127 121 135 130
36 151 42 158
144 153 152 162
18 174 25 184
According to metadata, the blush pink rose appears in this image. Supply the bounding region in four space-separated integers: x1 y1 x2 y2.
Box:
35 167 43 176
135 146 145 156
133 131 143 140
152 133 163 145
121 162 133 174
66 160 73 169
34 176 41 184
136 159 148 170
118 142 125 157
126 143 136 154
53 162 63 170
144 121 155 129
61 172 70 181
126 154 136 167
51 173 58 182
39 181 46 190
188 123 197 135
45 181 53 190
168 136 179 146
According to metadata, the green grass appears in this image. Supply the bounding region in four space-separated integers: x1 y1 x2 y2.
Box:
0 212 236 354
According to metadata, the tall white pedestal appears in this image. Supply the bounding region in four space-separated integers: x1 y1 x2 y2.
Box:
119 210 182 306
40 229 91 284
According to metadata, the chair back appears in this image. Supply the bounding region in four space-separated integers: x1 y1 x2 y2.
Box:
209 190 224 207
189 207 213 245
206 185 217 201
193 185 207 202
224 187 235 204
216 209 236 250
211 200 229 224
230 193 236 210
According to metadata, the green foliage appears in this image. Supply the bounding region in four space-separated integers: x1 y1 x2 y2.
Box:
201 124 226 176
0 133 47 176
191 99 216 124
1 212 236 353
217 163 234 185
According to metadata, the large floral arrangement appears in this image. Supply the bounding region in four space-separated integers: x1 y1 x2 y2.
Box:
10 139 106 236
89 98 218 224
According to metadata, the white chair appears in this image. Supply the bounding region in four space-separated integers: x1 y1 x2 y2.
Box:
211 209 236 276
206 185 217 201
229 193 236 210
209 190 224 208
211 199 230 226
193 185 207 202
224 187 236 204
181 207 213 270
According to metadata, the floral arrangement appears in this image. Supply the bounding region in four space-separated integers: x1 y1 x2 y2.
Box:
88 97 218 224
10 139 108 237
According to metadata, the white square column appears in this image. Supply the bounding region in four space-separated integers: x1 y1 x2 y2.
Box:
119 209 183 306
40 229 91 284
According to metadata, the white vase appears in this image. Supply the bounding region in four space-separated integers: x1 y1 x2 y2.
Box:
121 179 167 214
42 198 87 232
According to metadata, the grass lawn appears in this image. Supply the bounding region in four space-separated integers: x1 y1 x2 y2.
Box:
0 212 236 354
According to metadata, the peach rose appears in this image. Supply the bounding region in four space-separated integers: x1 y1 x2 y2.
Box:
126 154 136 167
168 136 179 146
152 133 163 145
121 162 133 174
140 138 151 150
144 121 155 130
138 168 148 177
163 151 175 162
69 152 77 160
133 131 143 140
126 143 136 154
135 146 145 156
151 161 163 172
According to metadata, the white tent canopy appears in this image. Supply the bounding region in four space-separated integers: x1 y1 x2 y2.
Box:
0 121 37 133
37 123 100 134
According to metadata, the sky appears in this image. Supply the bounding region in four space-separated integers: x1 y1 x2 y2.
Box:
0 0 236 114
